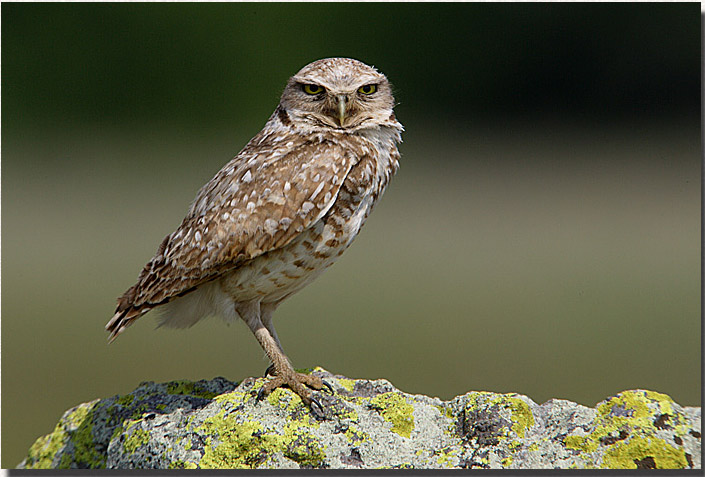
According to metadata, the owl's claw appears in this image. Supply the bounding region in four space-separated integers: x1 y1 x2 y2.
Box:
309 396 325 419
256 383 269 402
254 371 331 418
263 364 276 377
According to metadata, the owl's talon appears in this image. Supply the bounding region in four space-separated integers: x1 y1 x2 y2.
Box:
309 396 325 419
256 385 269 402
256 375 284 402
321 380 334 394
264 364 276 377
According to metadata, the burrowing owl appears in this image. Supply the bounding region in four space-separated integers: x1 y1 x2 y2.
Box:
106 58 403 410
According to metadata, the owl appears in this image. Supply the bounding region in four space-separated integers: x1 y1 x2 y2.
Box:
106 58 403 412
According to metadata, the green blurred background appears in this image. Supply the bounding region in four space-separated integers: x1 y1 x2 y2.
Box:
2 2 700 467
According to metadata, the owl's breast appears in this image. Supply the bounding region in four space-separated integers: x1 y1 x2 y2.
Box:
218 188 375 304
218 129 400 305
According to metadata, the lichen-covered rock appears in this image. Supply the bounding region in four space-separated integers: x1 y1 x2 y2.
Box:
18 368 701 469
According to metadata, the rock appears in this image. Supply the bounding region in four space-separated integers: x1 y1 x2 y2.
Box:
18 367 701 469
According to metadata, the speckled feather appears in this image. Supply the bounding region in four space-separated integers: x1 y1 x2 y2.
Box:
106 58 403 342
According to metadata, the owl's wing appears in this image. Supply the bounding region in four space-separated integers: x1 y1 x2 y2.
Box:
106 136 362 340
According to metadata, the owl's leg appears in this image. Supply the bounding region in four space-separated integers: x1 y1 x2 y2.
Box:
261 303 282 378
260 302 284 357
238 301 328 411
260 301 332 393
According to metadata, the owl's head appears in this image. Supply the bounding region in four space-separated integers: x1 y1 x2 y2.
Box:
279 58 396 131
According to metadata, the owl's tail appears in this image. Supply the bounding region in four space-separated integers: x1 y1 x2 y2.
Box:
105 292 151 343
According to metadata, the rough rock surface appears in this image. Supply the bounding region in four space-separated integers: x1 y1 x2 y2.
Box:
19 367 701 469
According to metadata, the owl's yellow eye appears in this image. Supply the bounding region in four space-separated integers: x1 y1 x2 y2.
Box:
358 84 377 95
302 84 324 95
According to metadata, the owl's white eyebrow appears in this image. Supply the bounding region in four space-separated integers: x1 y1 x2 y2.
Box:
297 81 324 87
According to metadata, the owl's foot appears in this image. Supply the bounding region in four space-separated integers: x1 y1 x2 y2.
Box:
263 364 334 392
257 368 333 416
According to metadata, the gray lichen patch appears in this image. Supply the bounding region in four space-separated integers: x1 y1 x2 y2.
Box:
17 369 701 469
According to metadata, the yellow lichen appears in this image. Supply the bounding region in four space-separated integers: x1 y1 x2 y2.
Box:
123 427 150 454
23 401 103 469
213 391 248 407
343 424 369 444
436 447 457 467
370 392 415 438
68 404 105 468
464 392 535 440
644 390 674 415
567 390 689 469
602 436 688 469
116 394 135 407
505 397 534 438
25 433 61 469
195 401 324 469
198 419 276 468
564 435 598 453
165 380 217 399
266 387 292 408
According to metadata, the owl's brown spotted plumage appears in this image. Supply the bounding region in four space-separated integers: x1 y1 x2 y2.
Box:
106 58 403 411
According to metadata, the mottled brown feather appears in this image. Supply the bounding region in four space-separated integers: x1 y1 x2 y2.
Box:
107 130 370 339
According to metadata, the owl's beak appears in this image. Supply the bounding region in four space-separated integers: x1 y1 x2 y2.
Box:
336 94 348 127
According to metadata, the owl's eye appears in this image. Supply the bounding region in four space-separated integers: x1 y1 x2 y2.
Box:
358 84 377 95
302 84 324 95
